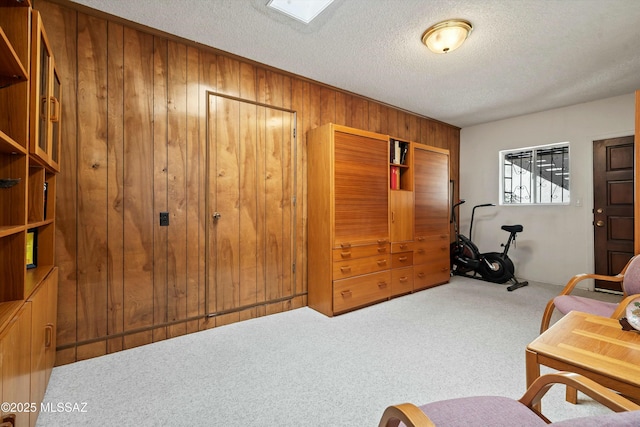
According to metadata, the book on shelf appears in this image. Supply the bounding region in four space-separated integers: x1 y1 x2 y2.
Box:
399 142 408 165
390 166 400 190
390 138 409 165
390 139 400 164
390 140 395 163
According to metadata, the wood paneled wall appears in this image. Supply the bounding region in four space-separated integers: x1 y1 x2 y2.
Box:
34 0 460 365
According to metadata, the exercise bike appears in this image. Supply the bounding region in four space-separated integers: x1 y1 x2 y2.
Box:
450 200 528 291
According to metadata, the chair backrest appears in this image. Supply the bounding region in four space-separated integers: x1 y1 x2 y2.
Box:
622 255 640 296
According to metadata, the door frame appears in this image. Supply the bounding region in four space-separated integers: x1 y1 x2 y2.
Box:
204 90 297 316
592 135 635 292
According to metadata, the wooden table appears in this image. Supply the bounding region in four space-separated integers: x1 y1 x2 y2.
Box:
526 310 640 405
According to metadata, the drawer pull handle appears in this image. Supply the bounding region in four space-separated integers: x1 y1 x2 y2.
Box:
417 272 425 278
440 246 447 251
398 256 408 262
377 239 388 244
399 276 408 282
441 267 449 272
417 236 425 241
377 247 387 253
378 281 388 288
341 290 352 297
2 414 16 427
45 323 54 348
40 96 48 119
417 249 424 254
341 242 351 248
50 96 60 122
377 260 387 266
440 234 448 239
399 244 407 249
340 266 351 273
340 251 351 258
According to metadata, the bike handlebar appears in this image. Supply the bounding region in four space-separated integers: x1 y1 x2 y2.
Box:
469 203 495 240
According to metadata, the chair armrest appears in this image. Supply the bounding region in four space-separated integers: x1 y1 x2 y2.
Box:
557 273 623 297
541 274 625 332
378 403 436 427
519 372 640 413
611 294 640 319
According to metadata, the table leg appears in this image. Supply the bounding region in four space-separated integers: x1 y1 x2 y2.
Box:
526 348 541 411
566 386 578 404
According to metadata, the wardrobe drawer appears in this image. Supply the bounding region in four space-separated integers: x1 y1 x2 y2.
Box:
414 239 449 265
333 271 391 313
391 241 413 253
391 251 413 269
333 255 390 279
333 243 389 262
414 233 449 248
414 260 450 290
415 232 449 244
391 267 413 296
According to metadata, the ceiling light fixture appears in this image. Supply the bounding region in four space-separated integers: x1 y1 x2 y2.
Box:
422 19 473 54
267 0 335 24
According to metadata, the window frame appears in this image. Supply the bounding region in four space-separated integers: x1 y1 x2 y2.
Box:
499 142 570 206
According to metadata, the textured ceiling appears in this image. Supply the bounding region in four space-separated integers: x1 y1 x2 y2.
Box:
68 0 640 128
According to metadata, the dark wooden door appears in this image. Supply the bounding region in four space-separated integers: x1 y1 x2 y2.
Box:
593 136 634 292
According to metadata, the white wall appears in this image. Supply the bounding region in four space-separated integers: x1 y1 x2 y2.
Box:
459 93 635 288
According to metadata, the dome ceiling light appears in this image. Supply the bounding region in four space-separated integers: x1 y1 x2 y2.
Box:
422 19 473 54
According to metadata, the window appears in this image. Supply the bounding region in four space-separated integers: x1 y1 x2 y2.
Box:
500 143 569 205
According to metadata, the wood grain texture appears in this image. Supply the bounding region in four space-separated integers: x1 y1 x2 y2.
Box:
208 92 295 312
238 65 260 309
186 45 202 334
214 95 241 312
107 21 124 353
122 27 154 343
1 303 32 426
238 101 259 308
333 131 389 246
35 1 78 358
305 124 333 315
291 80 308 296
76 13 108 347
200 51 217 327
152 36 168 343
528 311 640 401
36 0 460 363
265 107 285 300
414 147 450 236
167 40 188 339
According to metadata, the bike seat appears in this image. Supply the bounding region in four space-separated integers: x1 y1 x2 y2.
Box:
501 225 523 233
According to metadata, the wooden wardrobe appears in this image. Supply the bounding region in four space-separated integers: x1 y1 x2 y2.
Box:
307 123 450 316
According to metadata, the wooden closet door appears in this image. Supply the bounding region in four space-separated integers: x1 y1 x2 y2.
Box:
206 94 296 314
414 148 449 237
390 190 414 242
333 131 389 247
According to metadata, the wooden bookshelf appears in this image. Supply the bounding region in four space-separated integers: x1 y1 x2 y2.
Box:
0 3 60 426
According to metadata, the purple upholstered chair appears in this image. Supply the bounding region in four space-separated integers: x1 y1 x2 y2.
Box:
540 255 640 333
378 372 640 427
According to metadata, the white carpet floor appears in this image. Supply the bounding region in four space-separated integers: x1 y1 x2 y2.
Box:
37 276 622 426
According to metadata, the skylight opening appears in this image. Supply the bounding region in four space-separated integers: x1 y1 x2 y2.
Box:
267 0 334 24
